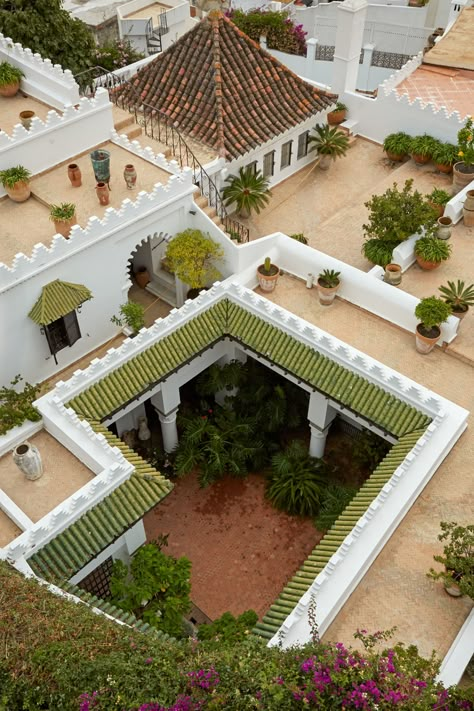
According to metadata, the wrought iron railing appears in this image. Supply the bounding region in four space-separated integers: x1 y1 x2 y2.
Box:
74 66 250 243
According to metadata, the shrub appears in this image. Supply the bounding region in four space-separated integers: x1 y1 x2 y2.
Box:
94 39 145 71
197 610 258 643
227 9 307 55
0 60 23 87
383 132 411 156
414 236 452 264
0 375 41 436
362 239 399 267
427 521 474 599
426 187 451 206
415 296 452 330
431 141 457 167
165 230 224 290
457 116 474 167
409 134 437 158
266 440 333 516
111 300 145 333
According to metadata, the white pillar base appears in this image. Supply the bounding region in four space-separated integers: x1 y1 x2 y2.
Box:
309 424 327 459
157 410 179 453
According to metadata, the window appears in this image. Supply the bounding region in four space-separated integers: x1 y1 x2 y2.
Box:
247 161 258 175
263 150 275 178
280 140 293 169
44 310 81 359
297 131 310 159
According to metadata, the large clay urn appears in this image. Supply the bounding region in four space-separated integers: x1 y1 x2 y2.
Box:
12 441 43 480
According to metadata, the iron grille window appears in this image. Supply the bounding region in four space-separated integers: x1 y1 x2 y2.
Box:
297 131 309 159
78 556 114 599
280 141 293 169
44 310 81 357
263 151 275 178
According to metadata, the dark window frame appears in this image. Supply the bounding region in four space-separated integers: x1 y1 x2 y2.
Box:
280 140 293 169
44 310 81 361
247 160 258 175
297 131 310 159
263 150 275 178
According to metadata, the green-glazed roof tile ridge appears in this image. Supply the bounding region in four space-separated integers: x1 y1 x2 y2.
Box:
253 428 426 639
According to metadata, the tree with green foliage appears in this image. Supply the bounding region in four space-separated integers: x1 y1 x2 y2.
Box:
165 229 224 290
0 374 40 436
0 0 96 76
109 539 191 637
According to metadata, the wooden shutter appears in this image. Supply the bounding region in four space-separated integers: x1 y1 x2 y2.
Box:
63 311 81 346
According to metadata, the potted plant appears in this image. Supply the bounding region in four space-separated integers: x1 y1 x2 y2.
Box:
134 266 150 289
111 300 145 336
222 166 271 218
257 257 280 292
317 269 341 305
0 61 24 97
49 202 77 238
439 279 474 320
431 141 457 174
382 132 411 162
414 296 452 353
426 187 451 218
165 229 224 298
308 124 349 170
427 522 474 598
0 165 32 202
409 135 436 165
327 102 348 125
290 233 308 244
453 117 474 191
414 235 452 270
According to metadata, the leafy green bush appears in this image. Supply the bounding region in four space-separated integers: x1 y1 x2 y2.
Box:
351 430 391 471
198 610 258 643
414 236 452 264
0 165 31 188
362 238 399 267
110 539 191 637
382 132 411 156
227 9 307 55
0 60 23 87
415 296 452 330
94 39 145 71
363 179 435 243
111 300 145 333
431 141 458 167
409 134 437 158
266 441 333 516
166 229 224 290
315 482 356 531
428 521 474 599
0 375 41 436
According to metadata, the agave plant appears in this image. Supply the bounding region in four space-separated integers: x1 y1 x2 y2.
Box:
318 269 340 288
222 166 272 218
438 280 474 315
49 202 76 221
308 124 349 166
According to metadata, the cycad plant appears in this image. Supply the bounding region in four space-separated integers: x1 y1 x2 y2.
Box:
308 124 349 169
266 440 332 517
438 280 474 316
222 166 272 218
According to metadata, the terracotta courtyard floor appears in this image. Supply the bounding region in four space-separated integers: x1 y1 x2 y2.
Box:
143 471 322 621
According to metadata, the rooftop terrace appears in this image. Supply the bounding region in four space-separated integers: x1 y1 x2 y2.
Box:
0 92 56 136
396 64 474 119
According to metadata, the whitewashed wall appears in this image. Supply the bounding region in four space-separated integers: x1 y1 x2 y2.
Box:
0 33 80 109
118 0 195 56
0 90 113 198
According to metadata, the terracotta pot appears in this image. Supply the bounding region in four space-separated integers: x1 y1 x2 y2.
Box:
437 216 452 240
19 110 35 130
383 263 402 286
434 162 453 175
444 580 463 597
12 441 43 480
135 266 150 288
463 207 474 226
53 214 77 238
257 264 280 292
190 5 196 16
0 80 20 97
415 255 442 270
123 164 137 189
317 279 340 305
453 161 474 193
453 305 469 321
327 109 346 125
95 181 110 206
5 180 30 203
386 150 405 162
415 323 440 354
68 163 82 187
464 189 474 210
428 201 444 219
411 153 430 165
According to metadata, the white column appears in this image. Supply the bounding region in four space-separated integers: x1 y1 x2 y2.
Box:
306 38 318 80
332 0 368 95
158 410 179 453
309 424 327 458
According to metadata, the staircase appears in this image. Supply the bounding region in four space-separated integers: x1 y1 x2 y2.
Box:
339 119 359 147
113 107 143 141
146 29 163 55
145 267 178 307
194 191 229 232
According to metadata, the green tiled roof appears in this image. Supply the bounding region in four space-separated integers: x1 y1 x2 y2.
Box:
29 426 173 583
69 298 430 438
28 279 93 325
252 428 426 640
63 582 173 639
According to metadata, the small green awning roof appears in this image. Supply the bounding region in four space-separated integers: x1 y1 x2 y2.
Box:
28 280 93 326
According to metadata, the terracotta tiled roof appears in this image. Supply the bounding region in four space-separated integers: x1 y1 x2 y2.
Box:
117 12 336 159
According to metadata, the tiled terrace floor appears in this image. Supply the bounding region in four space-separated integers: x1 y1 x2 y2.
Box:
125 1 173 21
0 430 94 525
144 471 321 620
0 141 172 266
263 275 473 659
0 92 55 136
396 65 474 119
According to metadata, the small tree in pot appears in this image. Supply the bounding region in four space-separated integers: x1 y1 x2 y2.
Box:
409 134 436 165
0 165 31 203
439 279 474 320
454 116 474 189
425 187 451 219
222 166 271 218
317 269 341 305
427 522 474 598
414 296 452 354
257 256 279 293
165 229 224 298
111 300 145 336
49 202 77 238
308 124 349 170
0 61 24 97
431 141 457 174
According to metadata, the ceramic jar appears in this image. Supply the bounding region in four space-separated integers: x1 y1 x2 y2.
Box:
437 216 452 240
384 263 402 286
19 110 35 130
68 163 82 187
137 416 151 441
123 164 137 190
13 441 43 480
96 182 110 206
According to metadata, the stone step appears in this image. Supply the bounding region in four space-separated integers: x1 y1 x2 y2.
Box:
145 278 177 307
194 194 208 208
114 115 135 132
122 125 143 140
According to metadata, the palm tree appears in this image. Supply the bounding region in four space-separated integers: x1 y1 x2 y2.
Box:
222 166 272 218
308 123 349 170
